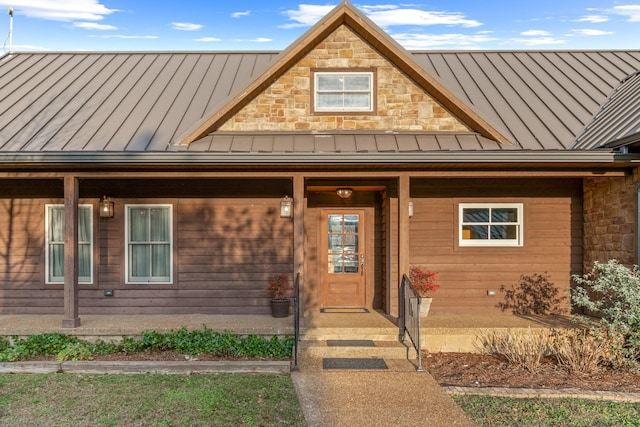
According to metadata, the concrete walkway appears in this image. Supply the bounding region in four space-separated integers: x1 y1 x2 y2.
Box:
292 367 476 427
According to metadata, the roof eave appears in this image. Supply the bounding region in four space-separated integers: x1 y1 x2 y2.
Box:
0 151 628 165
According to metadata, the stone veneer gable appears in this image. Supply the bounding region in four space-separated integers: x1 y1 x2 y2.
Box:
219 26 469 133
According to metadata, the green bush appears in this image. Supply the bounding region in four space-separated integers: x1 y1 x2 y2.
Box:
0 328 294 362
57 342 93 361
572 259 640 366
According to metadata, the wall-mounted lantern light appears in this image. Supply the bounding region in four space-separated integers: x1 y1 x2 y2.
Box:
408 200 414 218
99 196 114 218
280 196 293 218
336 188 353 199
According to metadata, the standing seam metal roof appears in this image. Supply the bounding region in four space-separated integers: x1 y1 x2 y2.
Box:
573 71 640 149
0 50 639 154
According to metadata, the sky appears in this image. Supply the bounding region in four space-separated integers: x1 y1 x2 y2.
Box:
0 1 639 53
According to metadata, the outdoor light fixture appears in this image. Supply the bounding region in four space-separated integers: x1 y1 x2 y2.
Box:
336 188 353 199
408 200 414 218
280 196 292 218
99 196 114 218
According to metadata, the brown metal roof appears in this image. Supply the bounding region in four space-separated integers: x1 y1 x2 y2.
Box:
573 71 640 150
412 51 640 150
184 132 504 153
0 49 639 157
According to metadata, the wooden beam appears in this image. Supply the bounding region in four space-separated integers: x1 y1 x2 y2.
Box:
396 174 410 318
62 175 80 328
293 174 305 315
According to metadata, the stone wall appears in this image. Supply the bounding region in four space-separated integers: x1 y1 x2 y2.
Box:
219 26 468 133
583 170 639 268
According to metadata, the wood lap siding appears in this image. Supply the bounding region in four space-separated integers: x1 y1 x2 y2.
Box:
0 197 293 315
0 199 58 314
410 178 583 315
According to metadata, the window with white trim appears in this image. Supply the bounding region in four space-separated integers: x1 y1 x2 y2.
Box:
459 203 523 247
125 205 173 284
314 71 373 112
45 204 93 284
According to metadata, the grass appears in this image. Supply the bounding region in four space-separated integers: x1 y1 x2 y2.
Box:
454 395 640 427
0 373 305 427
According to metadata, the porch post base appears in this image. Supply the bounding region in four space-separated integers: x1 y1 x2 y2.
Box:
61 317 81 328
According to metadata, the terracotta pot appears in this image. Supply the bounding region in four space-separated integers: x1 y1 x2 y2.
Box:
270 299 290 318
419 297 432 318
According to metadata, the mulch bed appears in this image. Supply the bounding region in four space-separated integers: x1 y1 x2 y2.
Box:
424 352 640 393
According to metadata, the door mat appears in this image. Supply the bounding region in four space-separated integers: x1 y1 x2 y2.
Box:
327 340 375 347
320 307 369 313
322 358 388 370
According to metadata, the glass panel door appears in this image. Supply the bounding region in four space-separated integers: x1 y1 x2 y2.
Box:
327 213 360 274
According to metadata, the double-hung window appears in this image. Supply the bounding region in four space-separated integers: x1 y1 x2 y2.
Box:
125 205 173 283
45 204 93 284
314 71 374 113
459 203 523 247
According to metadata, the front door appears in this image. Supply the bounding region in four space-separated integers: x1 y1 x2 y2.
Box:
320 209 366 308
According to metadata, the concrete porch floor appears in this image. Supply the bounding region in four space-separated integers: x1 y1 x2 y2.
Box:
0 311 577 345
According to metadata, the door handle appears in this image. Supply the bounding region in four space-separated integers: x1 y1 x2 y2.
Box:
360 260 364 275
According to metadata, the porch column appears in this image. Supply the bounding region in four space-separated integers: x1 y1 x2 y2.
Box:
397 174 410 317
62 175 80 328
293 174 305 313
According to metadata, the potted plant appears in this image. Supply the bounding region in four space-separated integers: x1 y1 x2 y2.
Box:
268 273 291 318
409 266 440 317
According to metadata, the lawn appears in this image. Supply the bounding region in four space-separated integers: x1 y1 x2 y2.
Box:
0 373 305 427
454 395 640 427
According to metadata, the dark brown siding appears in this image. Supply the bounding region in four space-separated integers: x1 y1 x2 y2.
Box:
410 178 583 315
0 197 293 315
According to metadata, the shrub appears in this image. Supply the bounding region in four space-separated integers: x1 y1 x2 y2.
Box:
476 328 553 373
497 272 568 315
572 260 640 366
57 342 93 361
551 329 612 374
0 329 294 362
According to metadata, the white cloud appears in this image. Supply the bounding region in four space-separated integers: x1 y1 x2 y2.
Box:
89 34 158 39
232 10 250 18
281 4 482 29
611 5 640 22
73 22 117 30
521 30 551 36
6 43 48 51
280 4 334 28
232 37 273 43
391 32 498 49
171 22 203 31
364 8 482 28
574 15 609 23
0 0 117 21
570 29 614 36
193 37 222 42
507 37 566 46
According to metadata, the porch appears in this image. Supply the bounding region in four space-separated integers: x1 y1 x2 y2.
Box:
0 312 576 353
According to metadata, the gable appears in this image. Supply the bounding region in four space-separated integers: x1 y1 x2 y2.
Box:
218 26 468 134
177 1 509 146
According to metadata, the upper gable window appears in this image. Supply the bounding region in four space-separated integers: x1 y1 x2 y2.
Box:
313 71 374 113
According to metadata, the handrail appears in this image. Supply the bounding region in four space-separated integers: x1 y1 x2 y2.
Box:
400 274 424 371
292 272 300 371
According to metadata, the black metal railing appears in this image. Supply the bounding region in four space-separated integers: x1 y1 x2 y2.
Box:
400 273 424 371
292 272 300 371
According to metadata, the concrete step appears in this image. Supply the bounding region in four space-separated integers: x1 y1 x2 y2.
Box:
299 339 409 359
300 327 400 341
